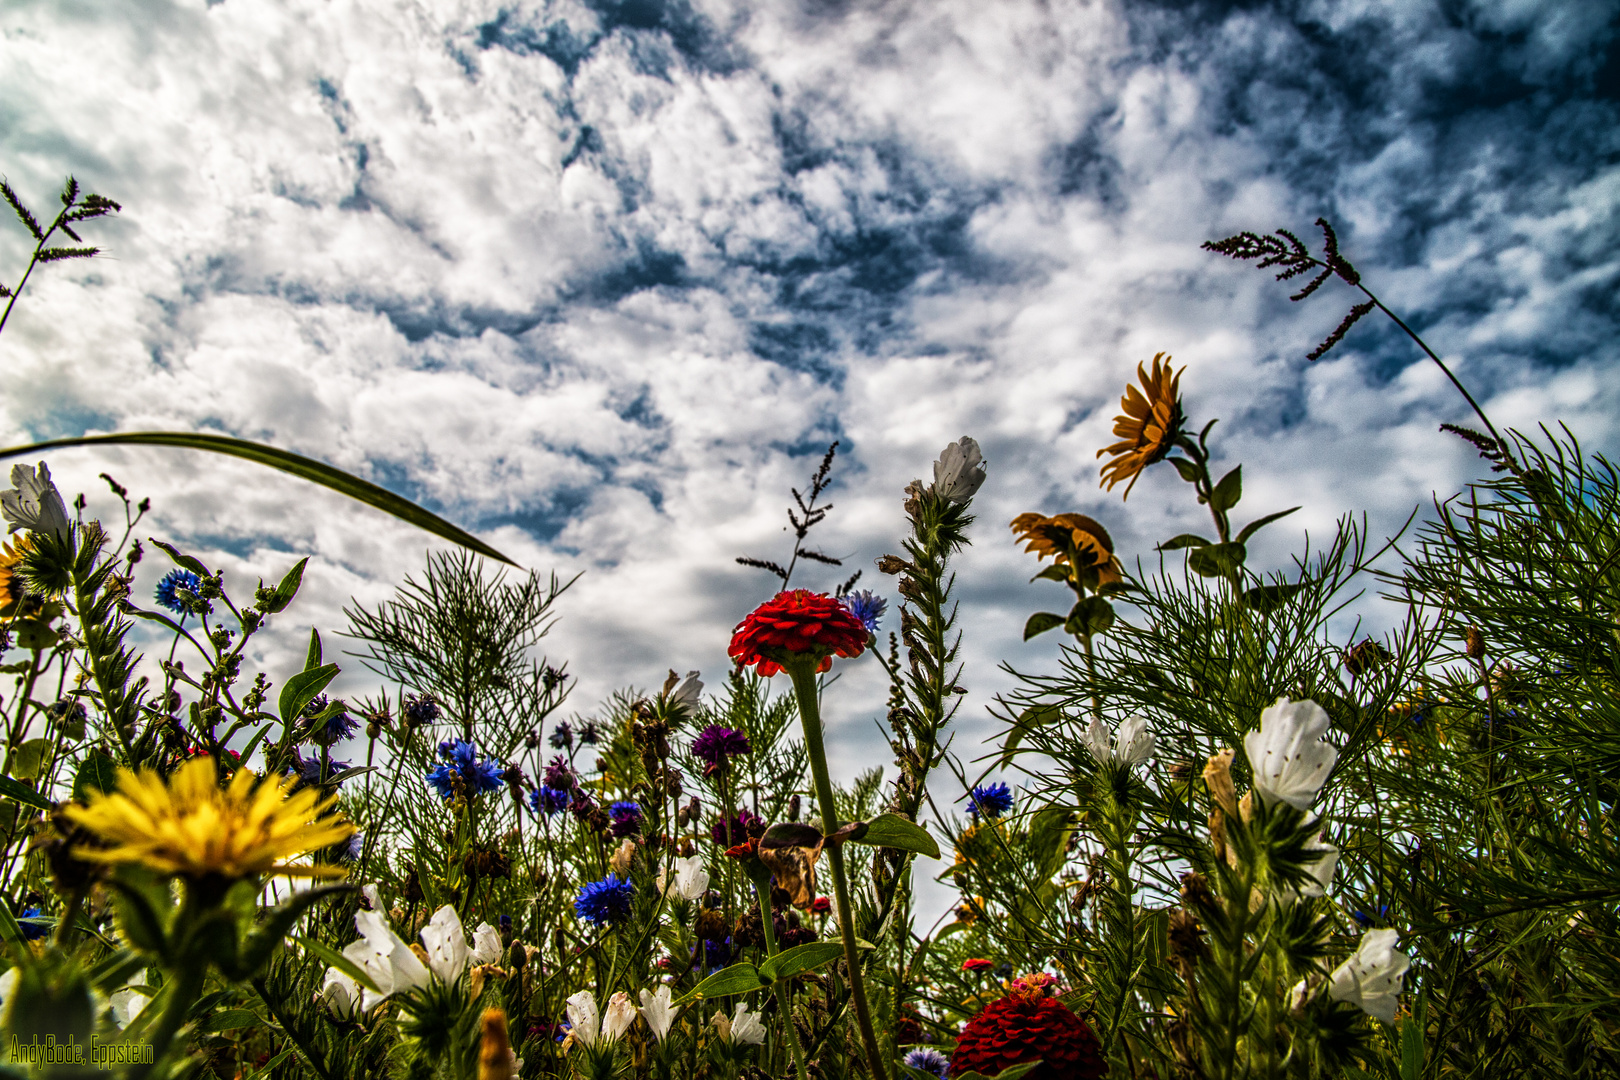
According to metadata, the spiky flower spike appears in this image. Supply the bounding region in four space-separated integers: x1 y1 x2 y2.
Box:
1097 353 1185 499
949 973 1105 1080
64 756 354 880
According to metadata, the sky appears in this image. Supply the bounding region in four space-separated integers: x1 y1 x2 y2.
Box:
3 0 1618 914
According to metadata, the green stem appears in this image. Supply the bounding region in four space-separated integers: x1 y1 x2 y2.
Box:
787 662 890 1080
757 886 811 1080
131 964 206 1080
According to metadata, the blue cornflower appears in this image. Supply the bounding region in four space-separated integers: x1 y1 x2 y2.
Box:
966 781 1014 819
154 569 201 615
843 590 887 635
426 739 504 801
403 693 440 727
575 874 636 928
303 694 359 745
287 750 352 786
18 905 49 941
549 722 573 750
1351 905 1390 928
609 801 644 837
903 1048 950 1080
339 831 365 862
530 785 571 817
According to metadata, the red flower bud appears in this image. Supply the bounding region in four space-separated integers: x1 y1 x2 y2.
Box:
962 958 993 973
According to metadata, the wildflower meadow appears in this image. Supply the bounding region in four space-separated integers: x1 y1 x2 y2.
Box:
1 179 1616 1080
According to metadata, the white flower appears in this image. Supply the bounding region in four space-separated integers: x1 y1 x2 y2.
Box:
659 855 710 902
419 905 472 983
670 671 703 709
729 1002 766 1045
933 437 987 504
108 969 151 1028
320 968 362 1020
471 921 503 966
1275 838 1339 904
1243 698 1339 811
0 966 16 1009
567 990 603 1048
1 462 71 538
604 991 638 1042
638 985 680 1042
341 909 432 1010
1328 928 1411 1024
1082 714 1156 767
360 883 382 911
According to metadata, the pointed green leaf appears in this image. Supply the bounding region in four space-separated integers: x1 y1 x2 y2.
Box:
1023 612 1065 641
235 885 352 979
265 557 308 614
11 738 51 780
1241 583 1304 614
107 878 171 960
74 751 119 802
1170 456 1202 483
278 663 340 725
291 933 381 995
847 813 939 860
1235 505 1302 544
1065 596 1115 637
1187 542 1246 578
0 431 515 565
1211 465 1242 513
304 627 323 670
673 962 766 1005
1156 533 1213 551
1029 565 1069 584
759 941 845 982
149 539 210 577
0 773 52 810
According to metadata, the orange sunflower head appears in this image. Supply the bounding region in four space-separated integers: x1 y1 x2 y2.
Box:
1097 352 1186 499
1009 513 1121 589
0 533 33 610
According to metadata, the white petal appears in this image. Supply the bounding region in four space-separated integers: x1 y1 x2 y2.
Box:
420 905 471 983
471 922 503 966
604 991 638 1042
1116 715 1156 766
1083 715 1113 764
567 990 602 1047
730 1002 766 1045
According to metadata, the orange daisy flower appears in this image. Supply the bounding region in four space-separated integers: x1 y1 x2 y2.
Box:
1097 353 1185 499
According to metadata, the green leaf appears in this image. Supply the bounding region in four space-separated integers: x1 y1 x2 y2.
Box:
1187 542 1246 578
201 1009 260 1033
11 738 51 780
1156 533 1213 551
993 1063 1044 1080
0 432 515 565
0 773 52 810
848 813 940 860
74 751 119 802
149 539 211 577
1211 465 1242 513
1241 583 1304 614
1028 565 1069 584
758 941 845 982
129 607 187 635
237 725 274 766
234 885 353 979
1169 455 1202 483
265 557 308 614
291 933 381 995
304 627 322 670
0 900 24 944
673 962 766 1005
1065 596 1115 637
107 878 172 960
1235 505 1302 544
278 663 340 725
14 618 59 651
1023 612 1065 640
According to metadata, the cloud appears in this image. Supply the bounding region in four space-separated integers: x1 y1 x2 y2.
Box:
2 0 1617 921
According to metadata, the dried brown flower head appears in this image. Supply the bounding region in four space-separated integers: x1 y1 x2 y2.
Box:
1097 353 1185 498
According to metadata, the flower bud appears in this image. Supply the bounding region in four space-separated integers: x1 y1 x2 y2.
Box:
1202 749 1239 817
1465 625 1485 659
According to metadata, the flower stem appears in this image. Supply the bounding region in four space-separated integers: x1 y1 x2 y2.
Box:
787 662 889 1080
757 886 811 1080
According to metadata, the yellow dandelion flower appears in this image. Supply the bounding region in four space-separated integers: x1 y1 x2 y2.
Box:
0 533 32 608
1009 512 1122 588
64 756 355 880
1097 352 1186 499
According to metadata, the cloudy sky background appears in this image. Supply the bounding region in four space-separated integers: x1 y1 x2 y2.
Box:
3 0 1618 913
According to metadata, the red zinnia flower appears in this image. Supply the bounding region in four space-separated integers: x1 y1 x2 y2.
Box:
949 977 1105 1080
810 896 831 915
728 590 869 677
962 958 993 973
